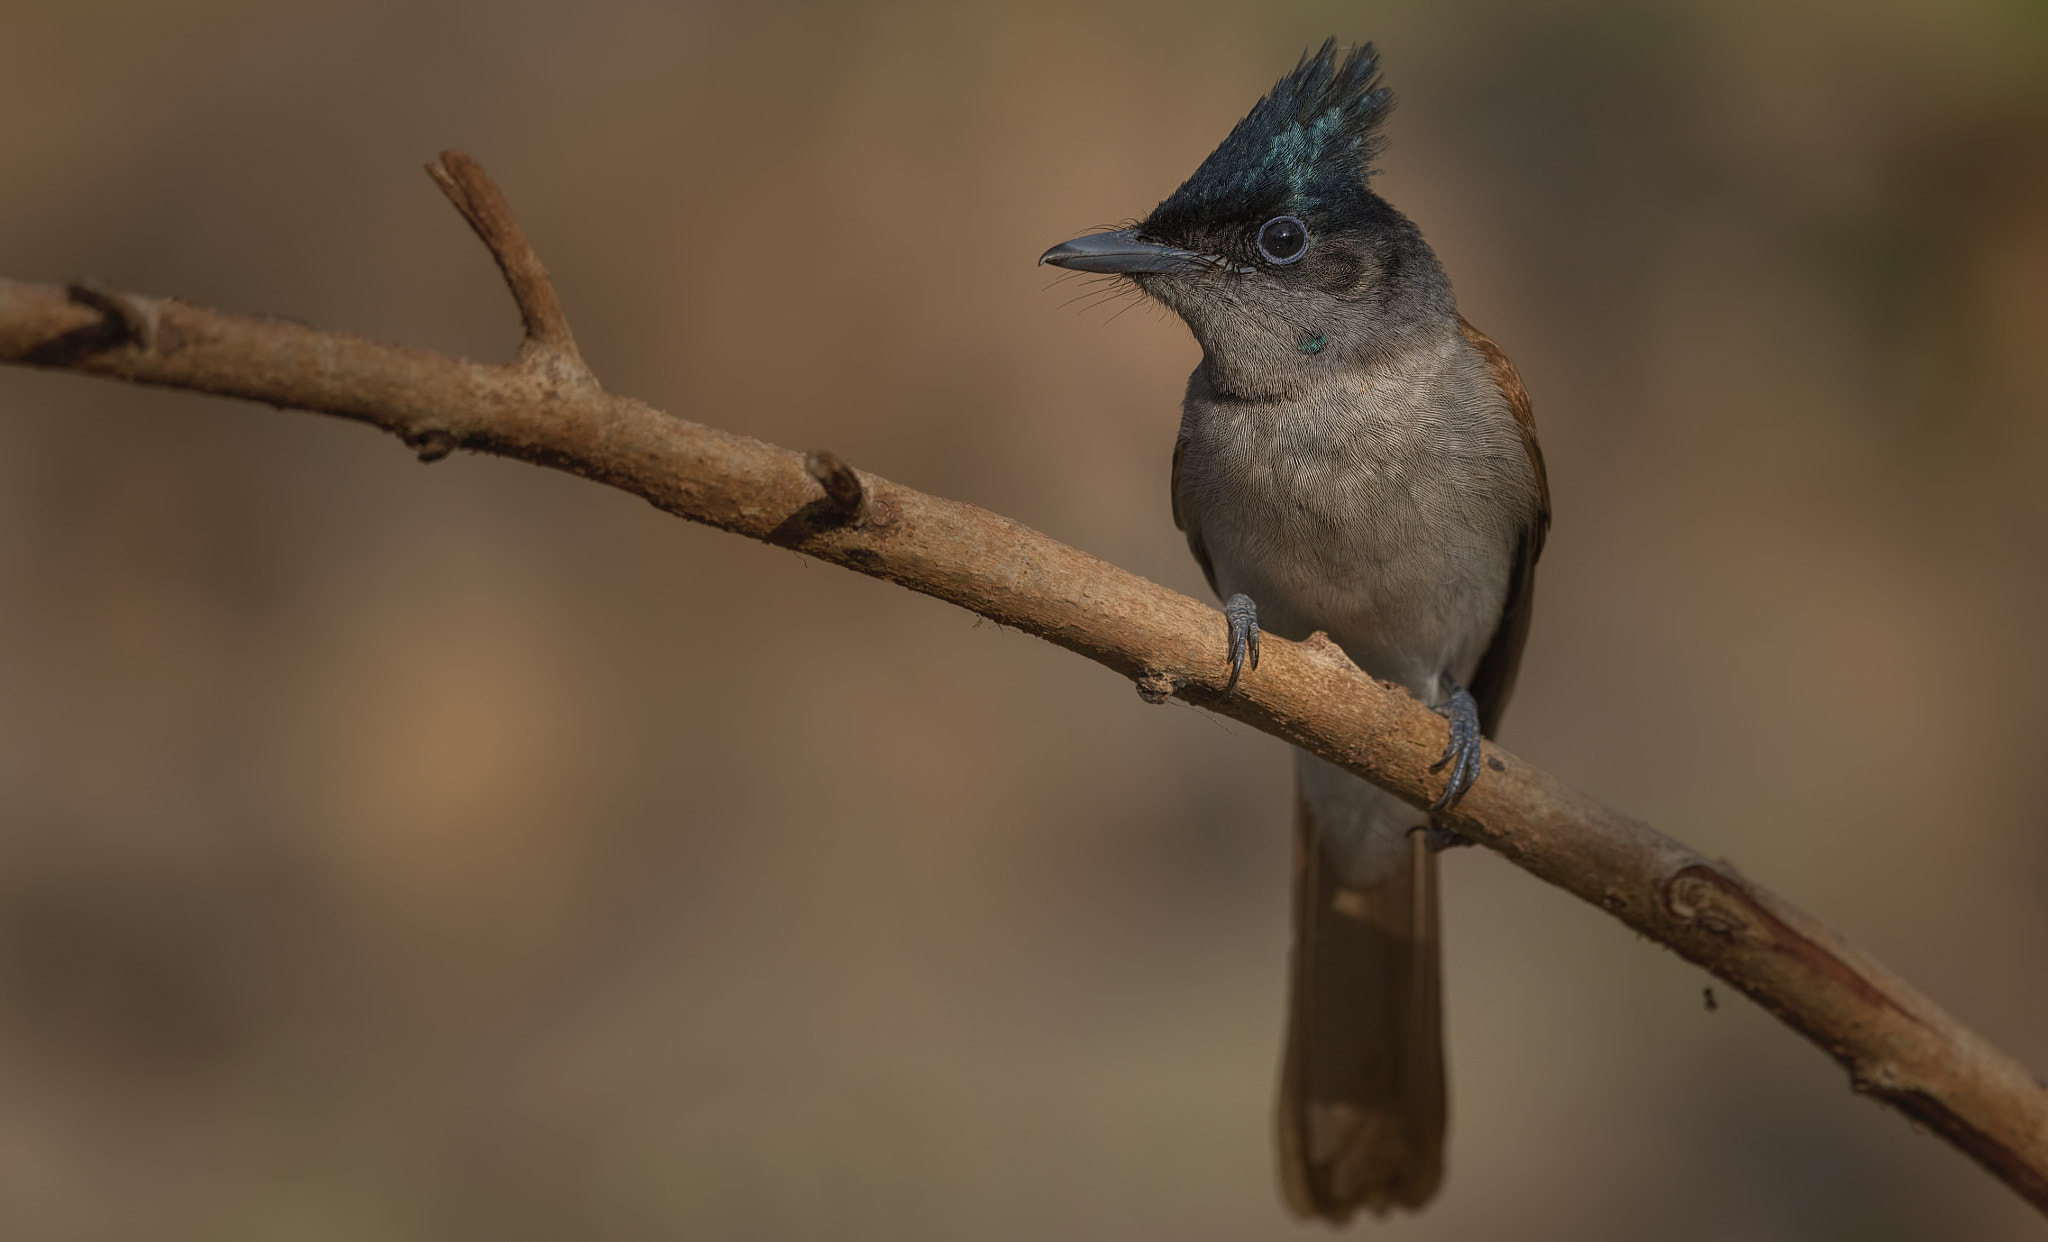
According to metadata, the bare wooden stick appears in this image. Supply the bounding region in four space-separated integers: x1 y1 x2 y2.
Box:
1 152 2043 1214
425 149 585 371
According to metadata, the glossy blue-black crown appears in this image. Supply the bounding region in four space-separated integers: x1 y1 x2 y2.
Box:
1145 40 1393 237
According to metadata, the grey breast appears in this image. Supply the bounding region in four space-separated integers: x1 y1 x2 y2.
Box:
1175 329 1537 704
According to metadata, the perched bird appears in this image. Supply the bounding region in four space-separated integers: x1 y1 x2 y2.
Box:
1040 41 1549 1220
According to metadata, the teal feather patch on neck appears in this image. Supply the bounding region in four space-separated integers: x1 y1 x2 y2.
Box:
1298 332 1328 355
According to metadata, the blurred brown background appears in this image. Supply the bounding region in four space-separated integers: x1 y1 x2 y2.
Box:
2 0 2046 1237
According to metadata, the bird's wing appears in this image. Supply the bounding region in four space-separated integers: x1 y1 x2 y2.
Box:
1457 317 1550 737
1171 433 1222 598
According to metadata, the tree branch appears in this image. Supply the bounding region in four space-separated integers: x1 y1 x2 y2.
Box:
425 149 586 371
2 152 2043 1214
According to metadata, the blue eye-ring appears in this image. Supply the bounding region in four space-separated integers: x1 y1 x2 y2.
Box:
1256 216 1309 265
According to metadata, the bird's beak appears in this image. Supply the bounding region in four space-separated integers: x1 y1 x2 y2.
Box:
1038 228 1221 273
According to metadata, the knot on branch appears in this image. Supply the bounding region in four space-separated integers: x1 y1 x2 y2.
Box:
1134 670 1178 704
804 450 868 520
67 279 157 352
1663 867 1757 940
1665 864 1921 1036
404 427 459 463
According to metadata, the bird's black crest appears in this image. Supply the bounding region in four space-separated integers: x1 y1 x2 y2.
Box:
1146 40 1394 235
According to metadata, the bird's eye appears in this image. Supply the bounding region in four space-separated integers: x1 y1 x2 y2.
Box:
1256 216 1308 265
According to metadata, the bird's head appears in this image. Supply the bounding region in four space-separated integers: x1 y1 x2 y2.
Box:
1042 40 1452 398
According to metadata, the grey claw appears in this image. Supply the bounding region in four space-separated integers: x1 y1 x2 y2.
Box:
1429 673 1483 810
1223 594 1261 696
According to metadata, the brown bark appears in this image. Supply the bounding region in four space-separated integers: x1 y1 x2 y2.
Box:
2 152 2043 1214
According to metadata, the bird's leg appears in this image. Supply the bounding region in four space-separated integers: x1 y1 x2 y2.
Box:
1223 593 1261 696
1428 673 1483 810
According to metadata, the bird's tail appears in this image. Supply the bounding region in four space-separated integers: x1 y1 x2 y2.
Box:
1277 761 1446 1220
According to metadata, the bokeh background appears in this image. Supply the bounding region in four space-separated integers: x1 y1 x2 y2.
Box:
2 0 2046 1237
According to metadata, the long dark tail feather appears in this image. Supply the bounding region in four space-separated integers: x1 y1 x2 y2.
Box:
1278 791 1446 1221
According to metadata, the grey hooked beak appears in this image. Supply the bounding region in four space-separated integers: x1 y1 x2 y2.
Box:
1038 227 1226 274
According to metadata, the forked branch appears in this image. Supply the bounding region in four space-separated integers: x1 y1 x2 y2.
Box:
1 151 2043 1214
426 150 585 369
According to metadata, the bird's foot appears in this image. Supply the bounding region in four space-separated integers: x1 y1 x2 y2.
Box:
1223 594 1261 696
1429 674 1483 810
